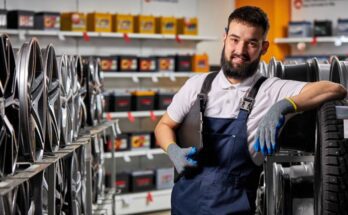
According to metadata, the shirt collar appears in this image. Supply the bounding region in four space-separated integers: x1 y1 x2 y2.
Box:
217 69 262 92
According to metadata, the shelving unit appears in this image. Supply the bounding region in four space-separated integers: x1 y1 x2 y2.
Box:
274 36 348 44
105 148 164 159
104 110 165 119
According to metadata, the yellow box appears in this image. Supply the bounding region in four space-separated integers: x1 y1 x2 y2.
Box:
112 14 134 33
60 12 87 32
192 54 209 73
155 16 176 35
134 15 155 34
177 17 198 35
87 12 112 32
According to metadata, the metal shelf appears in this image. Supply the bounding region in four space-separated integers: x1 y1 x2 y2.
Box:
274 36 348 44
103 110 165 119
105 148 164 159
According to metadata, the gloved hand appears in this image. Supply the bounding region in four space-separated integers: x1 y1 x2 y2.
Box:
254 98 297 155
167 143 198 174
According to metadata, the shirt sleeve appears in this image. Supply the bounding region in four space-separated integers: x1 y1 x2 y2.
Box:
261 77 307 101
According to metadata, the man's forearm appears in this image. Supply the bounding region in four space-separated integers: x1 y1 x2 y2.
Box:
291 81 347 111
154 113 179 152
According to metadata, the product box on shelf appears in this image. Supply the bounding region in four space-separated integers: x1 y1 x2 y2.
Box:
337 19 348 36
118 55 138 72
138 56 157 72
108 90 132 112
7 10 35 29
177 17 198 35
135 15 156 34
192 54 209 73
0 10 7 29
175 54 192 72
314 20 332 37
113 14 134 33
104 133 130 152
156 168 174 190
60 12 87 32
130 170 155 192
157 56 175 72
288 21 311 37
34 12 60 30
129 132 151 150
87 12 112 32
116 172 130 194
100 56 118 72
155 90 174 110
156 16 177 34
131 90 156 111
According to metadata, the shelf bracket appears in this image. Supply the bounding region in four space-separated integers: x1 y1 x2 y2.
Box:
146 152 154 160
169 73 176 82
123 155 131 162
131 75 139 83
58 32 66 41
18 30 26 41
151 75 159 83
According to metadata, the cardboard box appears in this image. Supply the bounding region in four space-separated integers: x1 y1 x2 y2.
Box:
314 20 332 37
288 21 311 37
138 57 157 72
156 168 174 190
130 170 155 192
113 14 134 33
60 12 87 32
177 17 198 35
35 12 60 30
192 54 209 73
7 10 35 29
87 12 112 32
337 19 348 36
118 55 138 72
157 56 175 72
175 54 192 72
100 56 118 72
135 15 155 34
130 132 151 151
156 16 176 34
131 90 156 111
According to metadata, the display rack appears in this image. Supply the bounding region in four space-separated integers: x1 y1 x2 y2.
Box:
274 36 348 44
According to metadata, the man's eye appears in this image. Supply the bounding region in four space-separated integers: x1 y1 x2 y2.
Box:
248 42 258 47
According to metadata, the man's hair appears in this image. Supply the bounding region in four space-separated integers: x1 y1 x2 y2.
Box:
226 6 270 37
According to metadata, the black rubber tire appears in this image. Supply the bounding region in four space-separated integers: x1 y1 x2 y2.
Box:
315 100 348 215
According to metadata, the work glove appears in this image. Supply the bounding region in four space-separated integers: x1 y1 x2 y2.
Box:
167 143 198 174
254 98 297 155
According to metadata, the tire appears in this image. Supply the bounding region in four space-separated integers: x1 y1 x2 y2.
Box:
315 100 348 215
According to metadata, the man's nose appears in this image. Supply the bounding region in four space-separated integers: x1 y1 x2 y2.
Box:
234 41 247 55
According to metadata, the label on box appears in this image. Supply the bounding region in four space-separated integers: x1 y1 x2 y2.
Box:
119 20 132 31
140 59 156 71
72 14 85 29
44 15 60 29
121 59 137 70
96 18 110 29
0 15 7 27
131 134 150 150
114 138 128 151
19 15 34 27
158 58 174 71
115 99 130 107
142 20 154 31
164 22 175 30
101 59 117 71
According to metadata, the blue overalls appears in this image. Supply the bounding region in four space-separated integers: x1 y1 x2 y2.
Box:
171 109 261 214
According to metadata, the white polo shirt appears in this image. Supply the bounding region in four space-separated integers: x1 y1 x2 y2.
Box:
167 70 307 166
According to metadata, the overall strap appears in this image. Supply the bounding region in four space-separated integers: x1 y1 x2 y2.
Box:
240 76 267 114
198 71 219 114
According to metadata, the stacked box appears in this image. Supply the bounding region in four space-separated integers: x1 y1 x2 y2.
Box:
130 170 155 192
109 91 132 112
131 90 155 110
138 57 157 72
192 54 209 73
87 12 112 32
288 21 311 37
175 54 192 72
0 10 7 29
337 19 348 36
113 14 134 33
177 17 198 35
314 20 332 36
118 55 137 72
156 168 174 190
135 15 156 34
130 132 151 151
7 10 35 29
60 12 87 32
114 134 130 152
34 12 60 30
116 172 130 194
156 16 176 34
100 56 118 72
155 90 174 110
157 56 175 72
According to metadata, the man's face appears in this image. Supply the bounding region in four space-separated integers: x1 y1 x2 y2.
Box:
221 20 269 80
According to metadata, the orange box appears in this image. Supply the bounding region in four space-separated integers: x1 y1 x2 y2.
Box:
192 54 209 73
112 14 134 33
134 15 155 34
177 17 198 35
155 16 176 34
87 12 112 32
60 12 87 32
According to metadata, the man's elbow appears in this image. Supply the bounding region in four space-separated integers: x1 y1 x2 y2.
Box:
331 83 347 100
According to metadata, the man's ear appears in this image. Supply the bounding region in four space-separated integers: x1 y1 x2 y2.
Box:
261 41 270 55
223 31 227 45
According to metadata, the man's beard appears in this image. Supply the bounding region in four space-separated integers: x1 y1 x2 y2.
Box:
220 46 261 80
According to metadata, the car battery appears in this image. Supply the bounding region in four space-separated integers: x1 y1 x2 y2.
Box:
177 17 198 35
175 54 192 72
157 56 175 72
138 57 157 72
129 132 151 151
156 16 176 34
116 172 130 194
109 91 132 112
192 54 209 73
103 91 110 112
288 21 311 37
87 12 112 32
112 14 134 33
60 12 87 32
130 170 155 192
155 90 174 110
337 19 348 36
118 55 138 72
131 90 155 111
105 133 129 152
314 20 332 37
34 12 60 30
100 56 118 72
0 10 7 29
7 10 35 29
105 172 112 188
156 168 174 190
135 15 155 34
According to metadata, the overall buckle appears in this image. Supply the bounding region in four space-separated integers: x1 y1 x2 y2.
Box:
240 97 254 113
